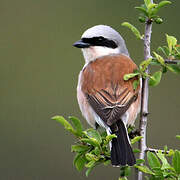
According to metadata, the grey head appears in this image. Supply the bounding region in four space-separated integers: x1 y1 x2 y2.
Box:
73 25 129 62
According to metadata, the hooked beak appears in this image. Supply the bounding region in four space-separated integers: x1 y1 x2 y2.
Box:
73 39 90 48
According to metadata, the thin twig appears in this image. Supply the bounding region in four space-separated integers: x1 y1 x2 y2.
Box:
165 59 180 64
146 147 169 154
152 58 180 64
137 17 153 180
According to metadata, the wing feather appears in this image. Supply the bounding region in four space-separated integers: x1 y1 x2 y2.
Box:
81 54 140 127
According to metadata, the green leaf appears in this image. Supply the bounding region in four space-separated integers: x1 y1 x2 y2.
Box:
85 160 96 168
122 22 142 39
159 1 171 8
163 46 170 57
71 145 89 153
175 47 180 58
172 150 180 174
124 166 131 177
86 162 99 177
85 165 96 177
131 136 143 145
166 34 177 53
166 64 180 74
144 0 151 8
85 129 102 144
136 159 145 165
151 1 171 15
138 16 146 23
103 160 111 166
157 46 169 57
80 138 99 147
157 46 170 57
105 134 117 144
139 58 152 71
147 151 161 169
157 1 171 10
148 4 158 17
148 3 157 10
150 167 163 177
167 149 174 157
154 17 163 24
164 145 168 154
156 151 172 170
175 46 180 59
73 153 80 166
119 177 128 180
52 116 75 134
93 147 100 156
133 148 141 153
162 66 168 73
123 72 140 81
127 125 135 133
120 166 131 177
135 6 148 16
133 80 140 90
85 153 99 161
176 135 180 140
73 153 87 171
144 176 149 180
124 166 131 176
153 52 165 66
149 71 162 87
69 116 83 136
135 165 155 175
100 130 107 138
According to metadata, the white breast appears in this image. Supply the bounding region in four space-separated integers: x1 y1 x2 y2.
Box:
82 46 120 63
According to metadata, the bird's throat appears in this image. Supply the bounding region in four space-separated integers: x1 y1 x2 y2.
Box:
82 46 120 63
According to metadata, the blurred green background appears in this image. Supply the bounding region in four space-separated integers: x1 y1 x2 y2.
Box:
0 0 179 179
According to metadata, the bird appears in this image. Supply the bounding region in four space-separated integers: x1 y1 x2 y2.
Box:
73 25 141 166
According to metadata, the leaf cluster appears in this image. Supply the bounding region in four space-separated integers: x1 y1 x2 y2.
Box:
52 115 180 179
123 34 180 88
52 116 179 179
151 34 180 76
52 115 116 176
52 116 143 178
136 0 171 24
157 34 180 61
136 139 180 180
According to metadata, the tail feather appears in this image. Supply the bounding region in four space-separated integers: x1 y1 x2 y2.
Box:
110 120 136 166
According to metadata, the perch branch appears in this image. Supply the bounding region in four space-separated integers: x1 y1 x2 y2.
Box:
137 9 153 180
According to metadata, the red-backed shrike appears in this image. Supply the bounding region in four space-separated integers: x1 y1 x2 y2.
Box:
73 25 141 166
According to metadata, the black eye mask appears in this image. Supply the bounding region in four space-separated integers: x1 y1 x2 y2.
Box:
81 36 118 49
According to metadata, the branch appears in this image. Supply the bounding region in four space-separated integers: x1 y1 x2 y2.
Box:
146 147 169 154
137 14 153 180
165 59 180 64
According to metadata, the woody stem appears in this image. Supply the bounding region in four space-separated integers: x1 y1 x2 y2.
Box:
137 11 153 180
